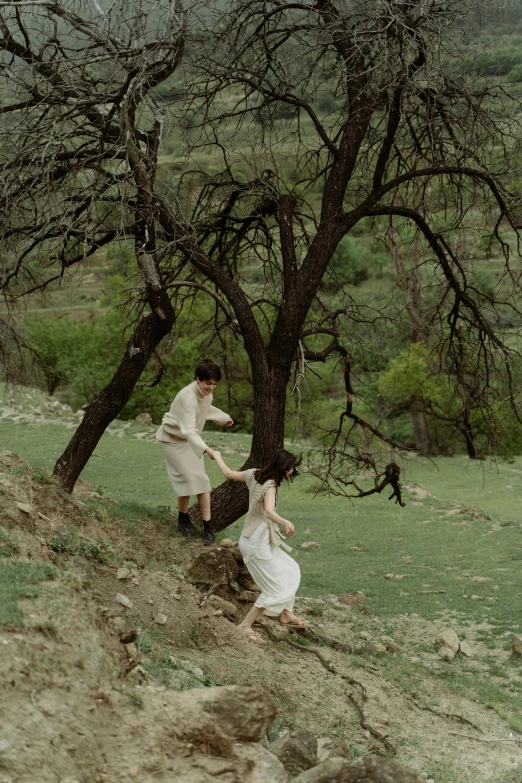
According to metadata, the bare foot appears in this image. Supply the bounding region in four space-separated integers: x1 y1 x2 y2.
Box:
237 626 265 645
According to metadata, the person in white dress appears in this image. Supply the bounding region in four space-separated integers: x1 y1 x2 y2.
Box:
212 449 311 644
156 360 233 544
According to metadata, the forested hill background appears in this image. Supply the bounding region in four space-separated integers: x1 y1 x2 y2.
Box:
3 0 522 461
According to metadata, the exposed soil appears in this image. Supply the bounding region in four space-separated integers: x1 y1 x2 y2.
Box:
0 450 521 783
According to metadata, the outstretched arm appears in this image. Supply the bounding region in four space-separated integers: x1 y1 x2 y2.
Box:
212 451 247 482
263 487 295 536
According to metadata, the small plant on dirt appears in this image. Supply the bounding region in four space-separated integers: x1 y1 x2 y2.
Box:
350 745 372 758
127 690 144 709
50 530 121 564
0 527 20 557
267 715 298 743
0 561 57 625
306 604 325 617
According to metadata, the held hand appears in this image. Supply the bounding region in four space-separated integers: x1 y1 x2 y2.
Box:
205 448 215 459
282 521 295 536
213 450 222 460
226 418 234 428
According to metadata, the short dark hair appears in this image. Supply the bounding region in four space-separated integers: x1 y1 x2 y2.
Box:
255 450 302 488
195 359 222 382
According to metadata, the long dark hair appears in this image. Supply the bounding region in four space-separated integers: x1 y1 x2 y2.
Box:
195 359 222 382
255 450 302 488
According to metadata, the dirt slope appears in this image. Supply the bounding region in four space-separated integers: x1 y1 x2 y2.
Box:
0 451 519 783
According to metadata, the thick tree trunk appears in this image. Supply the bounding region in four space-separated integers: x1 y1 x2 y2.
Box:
54 306 174 492
192 360 290 532
410 405 431 455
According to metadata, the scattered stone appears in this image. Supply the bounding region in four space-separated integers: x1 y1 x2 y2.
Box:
364 641 387 656
207 595 239 618
127 665 147 681
337 591 365 611
358 631 373 641
437 645 456 663
292 755 423 782
238 590 260 602
434 629 460 654
115 593 133 609
124 643 139 660
220 538 235 548
179 660 205 679
512 634 522 657
459 640 474 657
135 412 153 425
385 641 402 653
213 609 223 616
16 502 33 515
119 629 139 644
301 541 320 549
188 548 240 587
154 613 168 625
271 730 318 777
117 568 131 580
384 573 395 579
350 546 363 552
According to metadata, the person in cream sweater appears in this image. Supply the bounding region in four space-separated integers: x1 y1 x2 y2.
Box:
156 360 233 543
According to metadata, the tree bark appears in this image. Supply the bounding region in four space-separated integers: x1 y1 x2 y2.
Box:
54 305 174 492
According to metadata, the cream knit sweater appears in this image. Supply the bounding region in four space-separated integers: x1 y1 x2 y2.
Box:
155 381 230 457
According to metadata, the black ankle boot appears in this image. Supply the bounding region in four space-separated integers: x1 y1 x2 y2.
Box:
177 512 196 537
202 520 215 545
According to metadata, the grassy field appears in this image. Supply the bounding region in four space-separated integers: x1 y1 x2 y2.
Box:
3 391 522 635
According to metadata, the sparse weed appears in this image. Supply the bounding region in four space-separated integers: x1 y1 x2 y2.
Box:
50 530 121 564
0 527 20 558
127 690 144 709
0 561 57 625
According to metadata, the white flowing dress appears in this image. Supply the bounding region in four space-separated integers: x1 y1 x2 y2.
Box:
239 469 301 617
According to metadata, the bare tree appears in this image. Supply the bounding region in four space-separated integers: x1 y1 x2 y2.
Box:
155 0 522 524
2 0 522 526
0 0 193 490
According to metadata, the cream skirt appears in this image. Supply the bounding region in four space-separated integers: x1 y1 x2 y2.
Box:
160 441 211 496
239 523 301 617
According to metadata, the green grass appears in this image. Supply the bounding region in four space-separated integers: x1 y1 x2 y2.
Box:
50 530 122 564
2 413 522 629
0 561 57 625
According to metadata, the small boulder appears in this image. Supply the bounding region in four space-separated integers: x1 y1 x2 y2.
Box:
16 502 33 515
271 730 318 777
301 541 320 549
434 629 460 654
364 641 387 656
238 590 260 602
135 412 153 425
188 548 239 587
459 640 474 657
292 755 423 782
154 613 168 625
117 567 131 580
437 645 456 663
220 538 236 548
337 591 365 611
115 593 133 609
207 595 239 618
512 634 522 657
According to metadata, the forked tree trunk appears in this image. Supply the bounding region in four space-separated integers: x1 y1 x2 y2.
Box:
192 361 290 532
54 305 174 492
